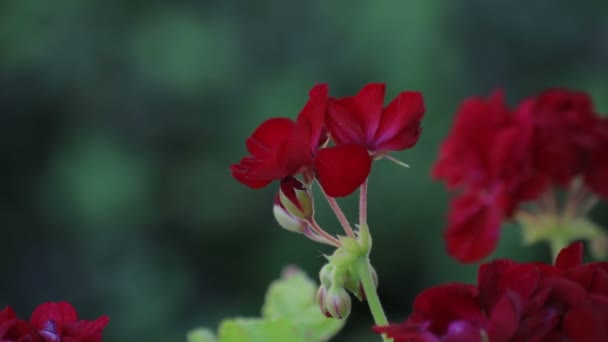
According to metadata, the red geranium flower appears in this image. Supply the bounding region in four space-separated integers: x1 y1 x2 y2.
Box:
0 302 109 342
433 88 606 263
374 242 608 342
231 84 372 197
326 83 425 155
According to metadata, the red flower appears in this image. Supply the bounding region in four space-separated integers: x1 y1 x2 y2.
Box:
231 84 372 197
433 91 546 262
584 118 608 199
0 302 108 342
374 242 608 342
326 83 425 155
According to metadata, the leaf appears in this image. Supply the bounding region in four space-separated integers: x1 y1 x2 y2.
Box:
187 328 216 342
217 318 307 342
261 267 345 341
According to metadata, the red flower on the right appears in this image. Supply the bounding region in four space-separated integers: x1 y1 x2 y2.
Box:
433 88 608 263
374 242 608 341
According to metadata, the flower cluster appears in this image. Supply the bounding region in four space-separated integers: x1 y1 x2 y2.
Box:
374 242 608 342
231 83 425 198
0 302 109 342
433 88 608 263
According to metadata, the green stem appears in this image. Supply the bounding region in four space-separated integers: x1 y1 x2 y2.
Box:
356 257 391 342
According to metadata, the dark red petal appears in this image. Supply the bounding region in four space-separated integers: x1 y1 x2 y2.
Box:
63 316 109 342
412 283 484 335
352 83 386 141
555 242 584 269
314 144 371 197
30 302 78 330
478 260 539 313
444 191 504 263
230 157 274 189
585 141 608 199
245 117 295 157
326 98 366 146
296 83 328 153
0 307 17 324
562 299 608 342
373 91 425 152
487 291 520 342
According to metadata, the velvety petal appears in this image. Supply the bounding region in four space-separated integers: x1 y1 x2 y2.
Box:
555 242 584 269
444 191 504 263
373 91 425 152
373 322 442 342
245 117 295 157
0 307 17 325
443 321 485 342
589 265 608 294
585 142 608 199
352 83 386 141
326 98 365 146
412 283 484 335
30 302 77 331
487 291 521 342
478 260 539 313
314 144 371 197
230 157 274 189
63 317 110 342
296 83 329 153
562 299 608 342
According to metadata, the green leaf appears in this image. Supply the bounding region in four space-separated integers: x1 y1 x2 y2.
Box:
262 268 345 341
217 318 306 342
187 328 216 342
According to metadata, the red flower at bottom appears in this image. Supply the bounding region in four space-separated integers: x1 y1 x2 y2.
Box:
374 242 608 342
0 302 108 342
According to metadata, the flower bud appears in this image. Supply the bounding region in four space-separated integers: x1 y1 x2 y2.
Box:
316 285 330 317
319 263 334 287
279 177 313 220
324 286 351 320
273 195 307 233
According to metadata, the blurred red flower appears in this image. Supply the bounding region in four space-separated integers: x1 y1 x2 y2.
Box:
374 242 608 342
0 302 108 342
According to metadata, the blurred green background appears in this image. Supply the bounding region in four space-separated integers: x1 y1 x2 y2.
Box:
1 0 607 341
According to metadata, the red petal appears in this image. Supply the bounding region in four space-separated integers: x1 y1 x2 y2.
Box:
444 191 504 263
63 316 110 342
245 117 295 157
352 83 386 141
0 307 17 324
230 157 274 189
412 283 484 335
555 242 584 269
296 83 328 152
326 98 366 145
314 144 371 197
374 91 425 152
562 299 608 342
30 302 78 330
585 141 608 199
487 291 521 341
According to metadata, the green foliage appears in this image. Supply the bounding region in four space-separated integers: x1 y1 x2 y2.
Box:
188 268 344 342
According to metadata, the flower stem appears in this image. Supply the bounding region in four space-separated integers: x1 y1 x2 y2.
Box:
359 179 368 227
322 191 355 237
356 257 391 342
308 218 341 247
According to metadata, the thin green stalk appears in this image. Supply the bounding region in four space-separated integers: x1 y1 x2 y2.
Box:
356 257 391 342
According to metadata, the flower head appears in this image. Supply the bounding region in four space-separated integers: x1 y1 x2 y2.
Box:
374 242 608 341
0 302 108 342
326 83 425 155
231 84 372 197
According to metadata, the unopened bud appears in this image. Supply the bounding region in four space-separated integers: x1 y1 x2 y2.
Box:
279 177 313 220
316 286 330 317
273 196 307 233
319 263 334 287
324 286 351 320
